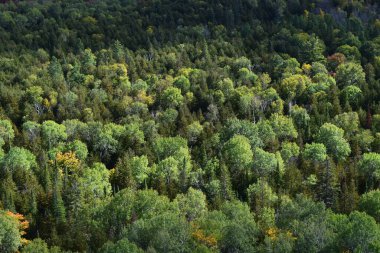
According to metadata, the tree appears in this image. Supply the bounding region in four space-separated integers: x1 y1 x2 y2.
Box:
352 129 374 154
186 121 203 144
81 48 97 74
99 239 144 253
237 68 258 86
112 40 125 63
2 147 37 174
21 238 49 253
280 142 300 163
130 155 151 187
297 34 326 63
22 121 41 148
48 57 65 87
257 120 276 148
156 157 179 185
337 211 380 252
41 121 67 149
247 179 278 214
153 136 188 161
223 135 253 176
80 162 112 206
372 114 380 133
335 62 365 88
93 123 124 160
262 229 295 253
276 195 333 253
316 123 351 161
340 85 362 107
217 78 234 99
336 44 361 62
359 190 380 222
160 87 184 108
174 75 191 93
0 211 22 253
358 152 380 190
332 112 359 138
252 148 277 177
303 143 327 163
0 120 14 148
222 118 263 148
290 105 310 132
279 74 309 104
124 122 145 147
62 119 87 141
98 189 135 239
66 140 88 161
128 212 191 253
175 187 207 222
219 201 259 253
153 136 192 186
269 114 298 141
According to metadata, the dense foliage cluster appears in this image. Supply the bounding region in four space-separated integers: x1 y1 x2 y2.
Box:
1 0 380 252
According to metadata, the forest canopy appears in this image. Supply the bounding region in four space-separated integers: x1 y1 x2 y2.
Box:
1 0 380 252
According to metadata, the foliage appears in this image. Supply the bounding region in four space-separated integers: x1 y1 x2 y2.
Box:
0 0 379 252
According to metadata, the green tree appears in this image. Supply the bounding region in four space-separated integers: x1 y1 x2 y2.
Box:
174 75 191 93
82 48 97 74
290 105 310 132
130 155 151 187
297 34 326 63
153 136 188 161
279 74 309 104
223 135 253 176
0 210 22 253
186 121 203 144
252 148 277 177
2 147 37 174
99 239 143 253
124 122 145 147
303 143 327 163
93 123 124 160
0 120 14 145
280 142 300 163
277 195 333 253
79 163 112 207
337 211 380 252
219 201 259 253
359 190 380 222
156 156 179 185
336 45 361 62
316 123 351 161
22 121 41 148
66 140 88 161
335 62 366 88
257 120 276 148
48 56 65 87
128 212 191 253
332 112 359 138
21 238 49 253
222 118 263 148
340 85 362 107
160 87 184 108
175 187 207 222
358 152 380 190
41 121 67 149
247 179 278 214
270 114 298 141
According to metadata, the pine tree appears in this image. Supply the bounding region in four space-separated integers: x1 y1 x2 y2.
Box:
0 174 16 211
219 163 234 202
52 165 66 224
317 158 338 208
